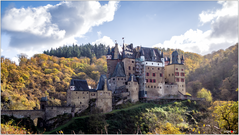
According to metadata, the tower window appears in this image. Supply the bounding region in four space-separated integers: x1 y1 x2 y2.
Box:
152 73 156 76
132 61 134 63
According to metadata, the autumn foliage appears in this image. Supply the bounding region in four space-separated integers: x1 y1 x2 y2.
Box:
1 54 107 110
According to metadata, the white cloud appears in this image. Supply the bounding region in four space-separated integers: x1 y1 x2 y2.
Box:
153 1 238 55
92 36 123 52
1 1 119 51
199 1 238 25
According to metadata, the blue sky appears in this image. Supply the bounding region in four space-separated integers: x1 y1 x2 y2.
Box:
1 1 238 64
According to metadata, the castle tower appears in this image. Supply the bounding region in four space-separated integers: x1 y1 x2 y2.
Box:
164 50 186 95
96 75 112 113
114 43 119 59
126 74 139 103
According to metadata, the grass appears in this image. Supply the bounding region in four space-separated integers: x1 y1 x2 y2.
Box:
44 103 147 134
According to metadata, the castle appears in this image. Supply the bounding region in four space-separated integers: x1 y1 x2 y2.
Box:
67 42 186 113
106 42 186 102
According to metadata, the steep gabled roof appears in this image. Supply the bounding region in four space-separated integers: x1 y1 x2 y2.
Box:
70 79 89 91
96 75 110 90
140 47 162 62
112 62 126 77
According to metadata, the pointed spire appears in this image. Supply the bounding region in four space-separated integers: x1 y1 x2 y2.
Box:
107 48 111 55
140 49 145 56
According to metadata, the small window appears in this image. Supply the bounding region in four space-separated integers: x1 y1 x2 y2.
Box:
132 61 134 63
129 66 131 70
113 78 115 81
150 79 152 83
146 63 148 64
169 74 170 76
78 97 79 99
148 67 149 69
152 63 153 65
158 68 159 70
181 78 184 82
80 102 81 104
76 92 77 94
160 87 161 89
83 92 84 94
121 78 123 80
129 73 131 76
160 73 162 77
152 68 154 70
118 78 119 80
146 73 149 76
153 73 155 76
146 79 148 82
153 79 156 83
181 69 184 71
151 86 153 88
148 86 150 88
87 92 88 94
133 67 135 70
172 73 174 76
176 68 178 70
154 86 156 88
83 97 85 99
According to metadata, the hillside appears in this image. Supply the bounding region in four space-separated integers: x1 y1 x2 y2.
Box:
1 54 107 110
155 43 238 101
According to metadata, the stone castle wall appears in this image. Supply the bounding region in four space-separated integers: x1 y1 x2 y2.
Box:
45 106 72 120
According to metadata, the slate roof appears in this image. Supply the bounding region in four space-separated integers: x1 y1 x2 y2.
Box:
127 74 137 82
172 51 179 64
96 75 110 90
70 79 89 91
139 47 163 62
89 89 97 92
111 62 126 77
40 97 47 102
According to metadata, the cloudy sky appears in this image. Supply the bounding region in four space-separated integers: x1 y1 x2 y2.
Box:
1 1 238 64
